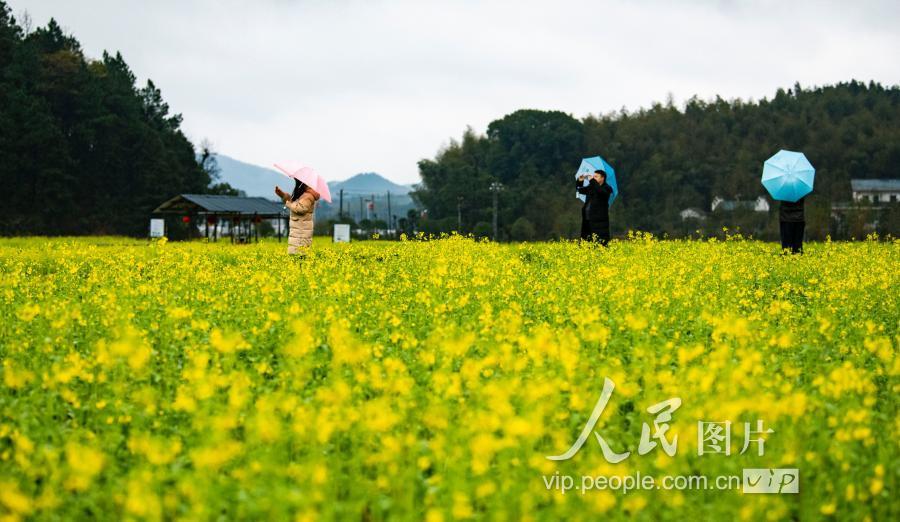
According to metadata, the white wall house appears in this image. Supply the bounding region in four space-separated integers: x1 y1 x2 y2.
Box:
679 208 706 221
851 179 900 204
711 196 770 212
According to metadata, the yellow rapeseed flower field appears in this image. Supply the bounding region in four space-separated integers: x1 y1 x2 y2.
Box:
0 235 897 520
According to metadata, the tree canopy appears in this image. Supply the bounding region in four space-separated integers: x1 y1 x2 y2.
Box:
413 82 900 240
0 2 228 236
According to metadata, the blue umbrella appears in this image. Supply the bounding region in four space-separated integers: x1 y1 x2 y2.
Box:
761 150 815 202
575 156 618 206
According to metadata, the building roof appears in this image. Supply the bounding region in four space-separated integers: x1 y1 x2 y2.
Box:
851 179 900 192
153 194 286 216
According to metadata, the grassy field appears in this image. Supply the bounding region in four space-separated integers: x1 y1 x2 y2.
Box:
1 236 897 520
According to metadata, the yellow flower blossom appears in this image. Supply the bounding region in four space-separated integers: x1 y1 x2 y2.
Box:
0 236 896 520
64 443 105 491
0 482 33 516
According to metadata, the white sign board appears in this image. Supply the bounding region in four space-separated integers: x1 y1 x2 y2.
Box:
333 223 351 243
149 218 165 238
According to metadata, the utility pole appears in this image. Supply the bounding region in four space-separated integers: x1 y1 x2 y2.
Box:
490 182 503 241
359 197 364 222
339 189 344 221
457 196 463 232
386 191 392 237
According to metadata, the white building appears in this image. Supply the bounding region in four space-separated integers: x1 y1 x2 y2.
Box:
851 179 900 204
711 196 770 212
679 208 706 221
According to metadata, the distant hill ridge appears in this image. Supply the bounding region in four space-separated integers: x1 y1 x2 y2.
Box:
329 172 413 195
211 154 414 198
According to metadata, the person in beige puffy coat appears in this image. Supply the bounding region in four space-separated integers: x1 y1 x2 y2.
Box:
275 180 320 255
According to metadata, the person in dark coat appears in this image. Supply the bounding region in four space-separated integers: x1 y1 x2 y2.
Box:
577 169 614 245
779 197 805 254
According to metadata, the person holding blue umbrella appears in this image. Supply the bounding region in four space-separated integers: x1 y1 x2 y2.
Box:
575 156 618 245
577 170 614 244
761 150 815 254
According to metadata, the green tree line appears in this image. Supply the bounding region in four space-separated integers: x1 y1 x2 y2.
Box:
2 1 898 239
0 2 232 236
414 82 900 240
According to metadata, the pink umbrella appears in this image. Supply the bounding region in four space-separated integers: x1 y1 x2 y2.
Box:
273 161 333 203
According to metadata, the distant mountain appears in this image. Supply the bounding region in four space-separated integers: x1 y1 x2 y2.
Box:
328 172 414 196
211 155 415 200
210 154 287 198
324 173 417 223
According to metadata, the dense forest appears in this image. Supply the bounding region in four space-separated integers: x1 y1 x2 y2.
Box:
0 2 233 236
414 82 900 240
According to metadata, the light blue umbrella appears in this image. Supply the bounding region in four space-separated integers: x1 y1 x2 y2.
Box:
575 156 618 206
761 150 815 202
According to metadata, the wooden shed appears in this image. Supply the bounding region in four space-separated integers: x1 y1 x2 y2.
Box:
153 194 287 242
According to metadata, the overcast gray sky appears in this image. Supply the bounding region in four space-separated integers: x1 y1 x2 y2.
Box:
11 0 900 183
